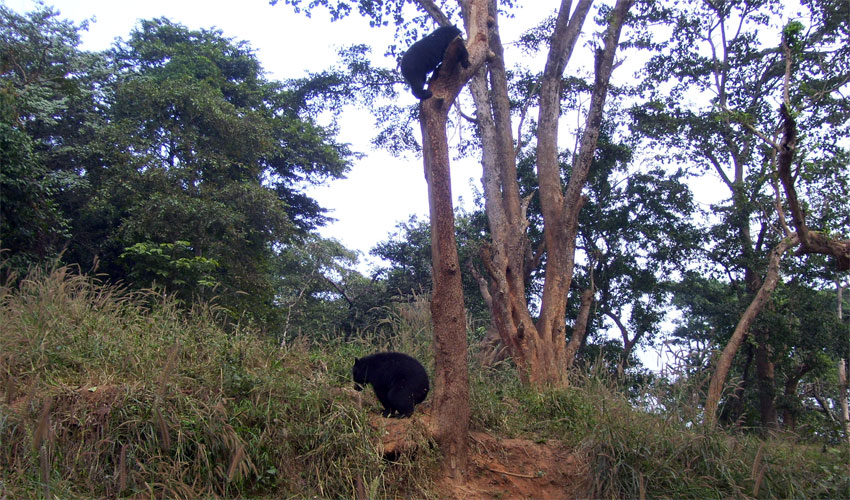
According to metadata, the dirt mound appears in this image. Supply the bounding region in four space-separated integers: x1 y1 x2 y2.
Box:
369 412 591 499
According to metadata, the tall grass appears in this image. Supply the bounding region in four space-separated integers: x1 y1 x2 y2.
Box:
0 266 437 499
2 266 847 498
468 362 850 498
356 295 850 498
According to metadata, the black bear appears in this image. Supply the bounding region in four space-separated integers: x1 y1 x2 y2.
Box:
400 25 470 100
352 352 429 418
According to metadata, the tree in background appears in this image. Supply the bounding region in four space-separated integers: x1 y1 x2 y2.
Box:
0 6 96 273
1 7 354 331
634 0 850 428
568 132 701 377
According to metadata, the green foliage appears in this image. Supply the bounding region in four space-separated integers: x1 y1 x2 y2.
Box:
782 20 805 51
272 234 371 340
120 240 219 296
1 5 358 327
0 123 69 272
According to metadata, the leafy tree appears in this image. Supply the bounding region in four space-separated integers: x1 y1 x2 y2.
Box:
633 0 850 428
90 18 352 319
371 211 491 323
1 7 355 327
567 130 701 377
0 5 94 273
273 234 367 340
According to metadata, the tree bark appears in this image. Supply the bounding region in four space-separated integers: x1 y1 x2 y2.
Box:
418 0 490 477
565 286 595 371
754 329 778 430
469 0 539 385
776 105 850 270
839 359 850 445
704 233 799 428
473 0 632 389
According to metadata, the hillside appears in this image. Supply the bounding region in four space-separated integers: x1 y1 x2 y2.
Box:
1 267 848 499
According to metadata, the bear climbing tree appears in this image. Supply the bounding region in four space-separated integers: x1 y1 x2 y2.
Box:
400 25 470 100
415 1 490 478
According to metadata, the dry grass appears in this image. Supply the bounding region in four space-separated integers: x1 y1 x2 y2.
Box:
0 265 437 499
1 265 847 499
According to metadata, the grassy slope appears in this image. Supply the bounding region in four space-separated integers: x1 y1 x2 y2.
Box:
1 267 847 499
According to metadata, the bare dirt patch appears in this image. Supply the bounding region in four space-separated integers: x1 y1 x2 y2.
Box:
369 411 591 499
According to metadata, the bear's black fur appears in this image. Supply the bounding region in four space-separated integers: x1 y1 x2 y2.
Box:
400 25 469 100
352 352 429 418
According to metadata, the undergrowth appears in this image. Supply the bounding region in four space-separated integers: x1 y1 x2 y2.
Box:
1 266 847 499
0 266 437 499
469 362 850 498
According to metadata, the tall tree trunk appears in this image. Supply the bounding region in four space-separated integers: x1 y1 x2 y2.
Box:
469 0 537 384
704 234 799 428
418 1 490 476
422 99 471 477
754 329 778 430
839 359 850 445
565 286 595 371
474 0 632 388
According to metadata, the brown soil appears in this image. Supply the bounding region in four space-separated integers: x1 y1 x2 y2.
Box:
370 411 592 500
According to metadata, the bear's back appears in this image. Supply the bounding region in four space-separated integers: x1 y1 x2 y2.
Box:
360 351 428 394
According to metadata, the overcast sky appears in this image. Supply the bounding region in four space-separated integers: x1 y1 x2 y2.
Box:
3 0 566 271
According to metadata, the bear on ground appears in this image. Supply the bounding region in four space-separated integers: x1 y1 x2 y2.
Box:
400 25 470 100
352 351 429 418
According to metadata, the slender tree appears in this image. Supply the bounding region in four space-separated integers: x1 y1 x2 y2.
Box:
415 0 490 475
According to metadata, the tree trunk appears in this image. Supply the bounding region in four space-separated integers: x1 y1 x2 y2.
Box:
836 284 849 444
839 359 850 445
422 99 471 477
474 0 632 389
704 234 799 428
565 286 595 371
754 329 778 430
719 342 753 426
603 309 639 379
782 363 812 432
418 1 490 477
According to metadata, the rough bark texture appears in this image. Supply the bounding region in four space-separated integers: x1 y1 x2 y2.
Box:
417 0 490 477
469 0 538 385
472 0 631 388
704 234 799 428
